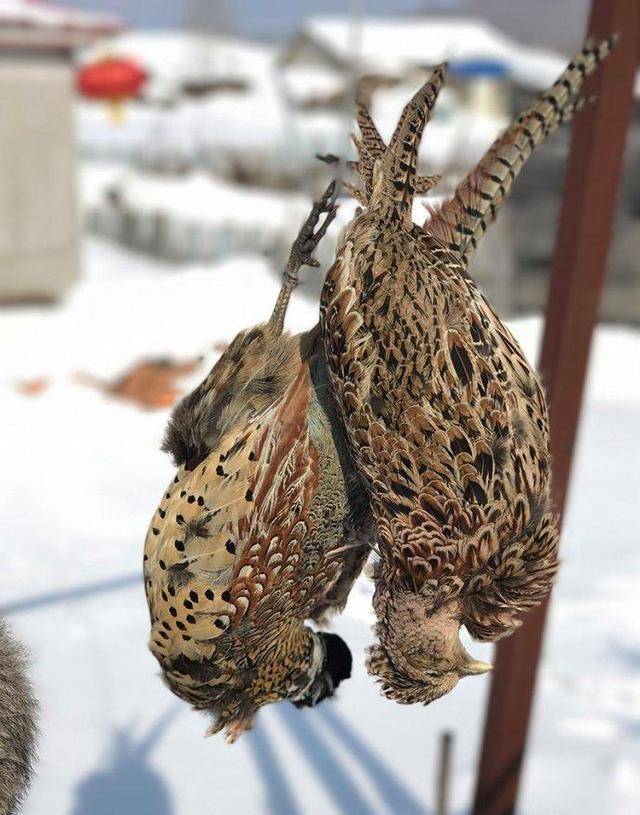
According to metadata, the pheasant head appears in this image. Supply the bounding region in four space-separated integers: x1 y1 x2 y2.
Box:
162 611 352 743
368 584 491 705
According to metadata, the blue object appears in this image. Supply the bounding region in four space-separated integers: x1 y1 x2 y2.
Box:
449 59 510 79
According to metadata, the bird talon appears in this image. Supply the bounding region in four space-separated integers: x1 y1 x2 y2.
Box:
269 179 338 332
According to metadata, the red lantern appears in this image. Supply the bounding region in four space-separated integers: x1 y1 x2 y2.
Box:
77 57 147 122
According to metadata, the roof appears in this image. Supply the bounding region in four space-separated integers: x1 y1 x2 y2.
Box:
80 31 275 101
0 0 122 48
301 16 569 91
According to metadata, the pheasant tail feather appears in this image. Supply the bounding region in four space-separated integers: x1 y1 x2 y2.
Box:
428 36 617 259
347 64 447 214
368 63 447 222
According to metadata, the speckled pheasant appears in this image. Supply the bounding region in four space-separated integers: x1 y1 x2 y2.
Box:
321 39 615 704
144 185 371 741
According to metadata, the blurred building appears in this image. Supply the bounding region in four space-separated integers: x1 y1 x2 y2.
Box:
0 0 120 302
279 17 548 311
76 31 293 180
278 16 567 108
79 30 261 107
75 14 640 324
279 16 640 323
446 0 591 54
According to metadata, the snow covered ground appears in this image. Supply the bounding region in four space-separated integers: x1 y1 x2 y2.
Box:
1 237 639 814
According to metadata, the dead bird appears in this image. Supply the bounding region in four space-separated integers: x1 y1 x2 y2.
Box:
320 38 615 704
144 185 372 742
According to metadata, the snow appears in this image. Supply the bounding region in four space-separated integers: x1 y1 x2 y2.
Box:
76 32 290 159
0 0 120 33
1 236 639 814
304 15 640 101
80 31 276 103
81 166 319 266
78 159 123 210
304 16 568 92
80 31 275 83
280 64 346 104
99 171 309 231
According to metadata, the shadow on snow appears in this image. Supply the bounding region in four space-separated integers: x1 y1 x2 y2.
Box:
248 701 429 815
70 706 179 815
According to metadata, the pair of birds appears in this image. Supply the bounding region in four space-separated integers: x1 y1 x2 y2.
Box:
144 37 614 742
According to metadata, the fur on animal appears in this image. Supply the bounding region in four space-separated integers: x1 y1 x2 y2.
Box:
0 620 38 815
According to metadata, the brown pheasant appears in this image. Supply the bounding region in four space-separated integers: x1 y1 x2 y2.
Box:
143 185 371 742
320 39 615 704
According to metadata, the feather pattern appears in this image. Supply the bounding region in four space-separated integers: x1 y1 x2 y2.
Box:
428 37 616 261
347 68 444 209
145 184 371 741
145 330 371 738
320 38 614 705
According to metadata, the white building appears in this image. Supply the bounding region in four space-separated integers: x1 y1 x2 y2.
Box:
279 16 567 107
0 0 120 302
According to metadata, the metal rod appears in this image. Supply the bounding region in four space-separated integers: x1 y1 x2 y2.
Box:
472 2 639 814
436 731 453 815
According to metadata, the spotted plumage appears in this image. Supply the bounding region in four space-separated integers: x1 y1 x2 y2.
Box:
144 188 370 741
321 38 614 704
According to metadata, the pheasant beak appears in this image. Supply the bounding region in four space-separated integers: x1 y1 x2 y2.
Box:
456 641 493 676
459 657 493 676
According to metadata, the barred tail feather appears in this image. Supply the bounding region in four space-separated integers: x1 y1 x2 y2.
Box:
346 131 381 201
427 36 617 260
355 104 386 157
369 63 447 221
347 64 447 213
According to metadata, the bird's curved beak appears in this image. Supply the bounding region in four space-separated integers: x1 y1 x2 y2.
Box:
459 655 493 676
458 643 493 676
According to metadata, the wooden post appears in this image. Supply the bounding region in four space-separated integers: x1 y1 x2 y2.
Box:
472 2 639 814
436 731 453 815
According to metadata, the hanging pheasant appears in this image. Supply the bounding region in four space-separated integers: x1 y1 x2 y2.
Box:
320 38 615 704
143 185 372 742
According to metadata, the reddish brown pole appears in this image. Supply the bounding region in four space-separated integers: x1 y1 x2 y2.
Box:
472 3 639 814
